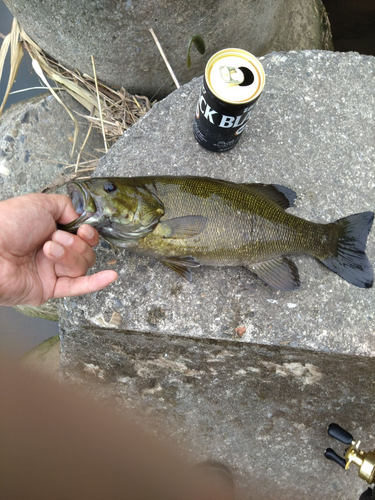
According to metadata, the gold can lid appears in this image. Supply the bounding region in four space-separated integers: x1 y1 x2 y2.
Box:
205 48 265 105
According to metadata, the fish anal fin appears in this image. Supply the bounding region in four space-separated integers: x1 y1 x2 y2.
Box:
247 256 300 291
157 216 207 239
241 183 297 209
161 256 201 282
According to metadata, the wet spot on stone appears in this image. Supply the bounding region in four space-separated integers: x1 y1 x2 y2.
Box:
220 325 231 335
4 135 14 142
147 306 166 325
24 150 30 163
244 311 255 318
16 171 27 185
170 282 183 295
100 240 111 249
112 298 123 310
20 111 29 123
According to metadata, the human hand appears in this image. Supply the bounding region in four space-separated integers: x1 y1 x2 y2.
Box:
0 193 118 306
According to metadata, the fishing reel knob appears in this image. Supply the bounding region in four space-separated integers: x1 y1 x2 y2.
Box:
328 423 354 445
324 448 347 469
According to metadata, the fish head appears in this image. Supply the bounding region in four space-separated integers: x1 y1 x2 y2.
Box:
60 178 164 241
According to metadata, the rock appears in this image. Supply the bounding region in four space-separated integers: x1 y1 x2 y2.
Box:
59 51 375 499
20 335 60 379
0 92 104 200
5 0 332 99
0 92 105 320
14 302 60 322
62 51 375 357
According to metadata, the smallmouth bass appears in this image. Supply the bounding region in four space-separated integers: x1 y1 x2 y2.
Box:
59 176 374 291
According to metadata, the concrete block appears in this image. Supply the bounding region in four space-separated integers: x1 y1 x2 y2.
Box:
59 51 375 499
5 0 332 98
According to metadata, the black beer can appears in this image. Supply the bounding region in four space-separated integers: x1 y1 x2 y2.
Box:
193 48 265 152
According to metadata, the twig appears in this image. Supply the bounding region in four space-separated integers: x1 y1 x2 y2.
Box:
149 28 180 89
75 106 95 172
91 54 108 153
10 86 60 94
39 173 77 194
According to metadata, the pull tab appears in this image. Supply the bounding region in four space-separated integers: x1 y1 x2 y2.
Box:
219 66 245 85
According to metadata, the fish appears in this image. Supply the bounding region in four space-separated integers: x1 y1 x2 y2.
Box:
58 176 374 291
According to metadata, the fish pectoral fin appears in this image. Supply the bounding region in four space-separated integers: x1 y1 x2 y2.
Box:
240 183 297 209
161 256 201 282
157 216 207 239
247 257 300 291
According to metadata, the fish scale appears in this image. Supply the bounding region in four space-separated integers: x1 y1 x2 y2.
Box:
137 177 329 266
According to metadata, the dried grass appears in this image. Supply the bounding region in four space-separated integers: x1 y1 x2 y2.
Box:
0 19 151 181
0 19 23 116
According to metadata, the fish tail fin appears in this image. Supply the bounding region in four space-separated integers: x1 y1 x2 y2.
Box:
320 212 374 288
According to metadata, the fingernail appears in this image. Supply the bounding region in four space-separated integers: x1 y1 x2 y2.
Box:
54 230 74 247
49 242 64 258
85 225 95 239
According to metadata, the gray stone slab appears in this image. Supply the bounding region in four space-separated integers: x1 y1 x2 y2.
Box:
59 325 375 500
5 0 332 98
61 51 375 358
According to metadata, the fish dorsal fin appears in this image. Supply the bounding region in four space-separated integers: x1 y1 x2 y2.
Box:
157 216 207 239
247 257 300 291
241 183 297 209
161 256 201 282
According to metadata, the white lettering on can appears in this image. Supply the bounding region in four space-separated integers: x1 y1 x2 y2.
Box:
199 96 218 124
219 115 235 128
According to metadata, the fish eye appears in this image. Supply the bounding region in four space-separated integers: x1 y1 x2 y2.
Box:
103 181 117 193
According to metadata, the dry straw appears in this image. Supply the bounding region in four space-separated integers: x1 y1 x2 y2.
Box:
0 19 151 179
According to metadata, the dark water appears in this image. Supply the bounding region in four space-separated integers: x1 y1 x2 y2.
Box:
0 0 374 359
323 0 375 56
0 307 58 359
0 2 47 107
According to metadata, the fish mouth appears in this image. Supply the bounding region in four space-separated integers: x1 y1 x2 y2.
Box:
68 182 97 215
69 184 87 216
58 182 100 233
